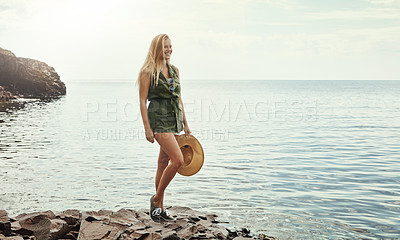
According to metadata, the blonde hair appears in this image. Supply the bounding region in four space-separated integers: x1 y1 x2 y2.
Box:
137 34 170 88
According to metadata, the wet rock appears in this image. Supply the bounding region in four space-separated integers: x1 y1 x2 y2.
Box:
0 47 66 99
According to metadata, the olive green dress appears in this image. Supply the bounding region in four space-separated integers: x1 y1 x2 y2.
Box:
147 63 184 133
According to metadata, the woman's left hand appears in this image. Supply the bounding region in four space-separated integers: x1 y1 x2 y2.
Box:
184 125 191 136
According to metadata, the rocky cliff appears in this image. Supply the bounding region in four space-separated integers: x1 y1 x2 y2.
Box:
0 47 66 99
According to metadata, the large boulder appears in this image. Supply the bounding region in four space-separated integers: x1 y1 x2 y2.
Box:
0 47 66 99
16 211 54 240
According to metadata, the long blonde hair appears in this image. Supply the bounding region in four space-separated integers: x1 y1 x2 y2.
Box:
137 34 170 88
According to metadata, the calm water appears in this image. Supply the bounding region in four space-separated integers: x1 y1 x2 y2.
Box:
1 80 399 239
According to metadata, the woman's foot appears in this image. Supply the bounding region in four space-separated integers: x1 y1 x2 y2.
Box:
150 195 163 223
153 195 162 209
160 209 176 221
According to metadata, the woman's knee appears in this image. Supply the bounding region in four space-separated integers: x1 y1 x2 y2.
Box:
170 153 184 169
158 155 169 169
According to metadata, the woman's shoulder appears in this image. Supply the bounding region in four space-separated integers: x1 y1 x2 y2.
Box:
139 68 152 86
140 67 152 75
170 64 180 75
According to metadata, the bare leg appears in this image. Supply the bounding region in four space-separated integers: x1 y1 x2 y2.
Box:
153 133 183 209
155 135 180 210
155 147 169 210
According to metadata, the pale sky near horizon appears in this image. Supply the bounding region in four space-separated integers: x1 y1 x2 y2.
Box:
1 0 399 82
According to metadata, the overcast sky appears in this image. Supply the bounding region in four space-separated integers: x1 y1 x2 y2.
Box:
1 0 399 82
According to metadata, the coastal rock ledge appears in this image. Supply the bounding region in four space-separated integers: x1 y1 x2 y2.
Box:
0 207 274 240
0 47 66 99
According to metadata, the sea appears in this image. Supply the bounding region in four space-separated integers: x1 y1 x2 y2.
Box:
1 80 399 239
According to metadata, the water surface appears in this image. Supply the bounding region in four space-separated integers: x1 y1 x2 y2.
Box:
1 80 399 239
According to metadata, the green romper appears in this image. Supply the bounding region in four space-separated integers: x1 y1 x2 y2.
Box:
147 63 184 134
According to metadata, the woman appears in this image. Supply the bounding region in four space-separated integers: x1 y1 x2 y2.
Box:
137 34 191 222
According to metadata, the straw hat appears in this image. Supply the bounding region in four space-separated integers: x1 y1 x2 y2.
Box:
177 134 204 176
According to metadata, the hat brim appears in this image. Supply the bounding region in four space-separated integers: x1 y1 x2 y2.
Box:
177 134 204 176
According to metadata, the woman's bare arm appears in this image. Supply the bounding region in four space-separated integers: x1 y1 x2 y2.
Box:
139 70 154 143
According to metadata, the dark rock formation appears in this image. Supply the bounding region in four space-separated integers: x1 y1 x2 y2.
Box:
0 47 66 99
0 86 16 101
0 207 275 240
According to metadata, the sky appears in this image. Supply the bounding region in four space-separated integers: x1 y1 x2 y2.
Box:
1 0 400 82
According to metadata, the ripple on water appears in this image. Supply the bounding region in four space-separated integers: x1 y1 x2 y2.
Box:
1 81 400 239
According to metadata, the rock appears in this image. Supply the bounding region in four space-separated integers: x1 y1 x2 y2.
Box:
0 221 12 236
0 210 12 236
56 210 80 226
0 235 25 240
132 210 148 222
13 211 56 240
16 211 55 221
0 86 16 101
77 210 129 240
209 225 229 239
258 233 276 240
17 212 53 240
160 229 179 240
0 210 9 222
50 219 70 240
109 209 138 228
77 221 121 240
63 230 79 239
233 237 250 240
0 47 66 99
6 207 275 240
13 226 34 236
11 220 22 232
176 225 197 239
127 221 146 232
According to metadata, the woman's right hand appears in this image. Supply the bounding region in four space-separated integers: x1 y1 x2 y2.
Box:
145 128 155 143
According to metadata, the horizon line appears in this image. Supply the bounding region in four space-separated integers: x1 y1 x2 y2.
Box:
64 79 400 82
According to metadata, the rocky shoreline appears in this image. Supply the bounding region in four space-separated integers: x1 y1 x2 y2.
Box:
0 86 16 102
0 47 66 101
0 207 274 240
